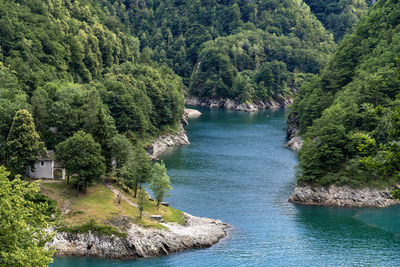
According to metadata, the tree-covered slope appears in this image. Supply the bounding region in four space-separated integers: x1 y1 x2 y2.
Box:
290 0 400 187
101 0 335 103
303 0 368 41
0 0 184 163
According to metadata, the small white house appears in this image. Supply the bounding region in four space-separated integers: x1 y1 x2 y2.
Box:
27 150 65 180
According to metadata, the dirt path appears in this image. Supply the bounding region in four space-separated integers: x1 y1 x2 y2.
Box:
104 183 138 208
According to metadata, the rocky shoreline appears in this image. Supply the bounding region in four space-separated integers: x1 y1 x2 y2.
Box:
147 108 202 160
185 96 292 112
51 213 229 259
285 113 303 151
289 185 400 208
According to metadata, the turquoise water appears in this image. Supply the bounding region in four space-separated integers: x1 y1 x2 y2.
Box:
52 108 400 267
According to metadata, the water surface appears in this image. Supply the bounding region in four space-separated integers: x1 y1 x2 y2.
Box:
53 108 400 266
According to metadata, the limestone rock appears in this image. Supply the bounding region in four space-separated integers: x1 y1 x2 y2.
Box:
184 96 292 112
289 185 400 207
147 129 190 160
184 108 202 118
50 213 230 259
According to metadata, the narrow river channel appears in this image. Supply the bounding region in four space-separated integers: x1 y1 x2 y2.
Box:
53 108 400 266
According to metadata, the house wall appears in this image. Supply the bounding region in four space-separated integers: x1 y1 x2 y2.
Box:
27 160 53 179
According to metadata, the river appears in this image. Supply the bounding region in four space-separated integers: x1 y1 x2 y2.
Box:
52 108 400 266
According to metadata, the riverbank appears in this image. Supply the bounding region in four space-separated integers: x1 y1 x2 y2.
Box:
50 213 229 259
185 96 292 112
289 185 400 207
147 108 201 160
285 113 303 151
42 179 229 260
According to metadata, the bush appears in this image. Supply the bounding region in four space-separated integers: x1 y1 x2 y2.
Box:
58 219 127 238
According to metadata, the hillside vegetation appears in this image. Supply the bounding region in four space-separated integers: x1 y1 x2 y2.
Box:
290 0 400 188
0 0 184 165
100 0 369 104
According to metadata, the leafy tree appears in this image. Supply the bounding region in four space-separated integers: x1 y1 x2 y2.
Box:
120 146 152 197
55 131 105 192
291 0 400 187
0 166 55 266
150 161 172 208
137 188 146 218
6 109 46 177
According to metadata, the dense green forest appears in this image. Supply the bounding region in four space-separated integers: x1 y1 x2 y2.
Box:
0 0 184 167
101 0 367 103
290 0 400 188
303 0 368 41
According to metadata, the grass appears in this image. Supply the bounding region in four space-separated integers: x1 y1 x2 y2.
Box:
116 185 185 225
41 180 185 234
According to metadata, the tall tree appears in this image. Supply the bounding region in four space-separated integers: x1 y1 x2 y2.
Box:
150 161 172 208
6 109 46 177
120 146 152 197
0 166 55 266
55 131 105 193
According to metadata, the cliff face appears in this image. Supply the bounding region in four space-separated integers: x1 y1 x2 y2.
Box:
51 213 229 259
147 129 190 160
285 113 303 151
289 185 400 207
147 108 202 160
185 96 292 112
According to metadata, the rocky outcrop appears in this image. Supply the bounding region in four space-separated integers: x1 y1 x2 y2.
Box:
50 213 229 259
147 129 190 160
289 185 400 207
285 113 303 151
185 96 292 112
184 108 202 119
148 108 201 159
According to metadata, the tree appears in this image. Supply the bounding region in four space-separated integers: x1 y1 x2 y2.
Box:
0 166 55 266
120 146 152 197
55 131 105 193
150 161 172 208
6 109 46 177
137 188 146 218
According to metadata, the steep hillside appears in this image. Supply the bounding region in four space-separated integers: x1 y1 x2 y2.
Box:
100 0 335 105
0 0 184 162
290 0 400 188
304 0 368 41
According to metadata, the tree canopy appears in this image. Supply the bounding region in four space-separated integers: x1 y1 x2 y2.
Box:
291 0 400 187
0 166 54 266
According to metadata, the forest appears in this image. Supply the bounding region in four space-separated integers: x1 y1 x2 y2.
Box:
290 0 400 188
102 0 368 103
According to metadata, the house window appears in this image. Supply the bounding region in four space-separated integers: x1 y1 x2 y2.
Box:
41 161 44 166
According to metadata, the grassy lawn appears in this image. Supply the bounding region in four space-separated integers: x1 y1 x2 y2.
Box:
115 185 185 225
41 180 185 232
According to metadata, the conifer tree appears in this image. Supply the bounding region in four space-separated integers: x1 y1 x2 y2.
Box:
6 109 46 177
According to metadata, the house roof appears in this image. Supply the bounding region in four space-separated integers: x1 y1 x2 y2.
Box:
39 150 55 161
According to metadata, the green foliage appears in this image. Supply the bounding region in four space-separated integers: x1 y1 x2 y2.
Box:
100 0 336 102
6 109 46 176
150 161 172 208
58 219 127 238
137 189 146 218
0 0 185 164
292 0 400 187
120 146 152 197
55 131 105 192
0 166 55 266
304 0 368 41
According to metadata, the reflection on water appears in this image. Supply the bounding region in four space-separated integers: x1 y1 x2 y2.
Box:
52 107 400 267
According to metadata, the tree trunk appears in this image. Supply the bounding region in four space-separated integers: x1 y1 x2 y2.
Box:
134 182 138 198
67 174 70 185
76 184 80 197
118 187 122 204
